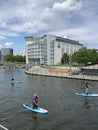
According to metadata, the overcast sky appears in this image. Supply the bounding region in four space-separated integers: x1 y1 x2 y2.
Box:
0 0 98 55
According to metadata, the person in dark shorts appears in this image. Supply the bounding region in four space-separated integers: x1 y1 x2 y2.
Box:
85 83 90 95
32 94 39 109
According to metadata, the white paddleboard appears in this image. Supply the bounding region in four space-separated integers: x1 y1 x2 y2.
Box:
23 103 48 114
75 93 98 97
11 80 21 84
0 125 9 130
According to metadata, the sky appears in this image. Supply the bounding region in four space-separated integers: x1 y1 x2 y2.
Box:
0 0 98 55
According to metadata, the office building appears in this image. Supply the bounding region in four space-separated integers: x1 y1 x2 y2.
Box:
25 34 83 65
1 48 13 61
0 50 1 61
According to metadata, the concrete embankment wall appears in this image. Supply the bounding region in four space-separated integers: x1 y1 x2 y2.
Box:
25 66 98 81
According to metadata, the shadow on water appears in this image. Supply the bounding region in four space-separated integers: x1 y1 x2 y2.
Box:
84 98 91 109
30 113 38 130
11 83 14 87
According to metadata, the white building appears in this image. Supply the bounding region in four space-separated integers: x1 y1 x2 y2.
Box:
25 34 83 65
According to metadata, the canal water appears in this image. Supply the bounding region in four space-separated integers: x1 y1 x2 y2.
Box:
0 69 98 130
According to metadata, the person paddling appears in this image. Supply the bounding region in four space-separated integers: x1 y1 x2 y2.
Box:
85 83 91 95
32 94 39 109
11 77 15 85
11 77 14 81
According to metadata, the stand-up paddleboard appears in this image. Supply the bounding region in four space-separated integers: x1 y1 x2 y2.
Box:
11 80 21 84
23 103 48 114
0 124 9 130
75 93 98 97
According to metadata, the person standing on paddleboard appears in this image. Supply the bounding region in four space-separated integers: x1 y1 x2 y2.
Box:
11 76 15 86
11 77 14 81
11 75 15 82
85 83 91 95
32 94 39 109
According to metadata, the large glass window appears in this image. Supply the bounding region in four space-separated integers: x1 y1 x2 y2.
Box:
62 47 64 55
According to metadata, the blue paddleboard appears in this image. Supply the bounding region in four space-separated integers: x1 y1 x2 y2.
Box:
75 93 98 97
23 103 48 114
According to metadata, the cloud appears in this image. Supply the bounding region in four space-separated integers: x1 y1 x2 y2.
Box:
0 0 82 34
40 0 82 28
52 0 81 12
0 45 2 49
0 0 98 48
0 36 5 41
5 42 14 48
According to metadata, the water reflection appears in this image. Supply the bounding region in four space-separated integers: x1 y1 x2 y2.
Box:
31 113 38 130
11 83 14 87
84 98 90 109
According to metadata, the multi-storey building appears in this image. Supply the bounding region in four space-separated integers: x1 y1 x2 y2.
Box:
25 34 83 65
1 48 13 61
0 50 1 61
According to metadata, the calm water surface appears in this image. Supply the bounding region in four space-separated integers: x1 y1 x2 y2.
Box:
0 69 98 130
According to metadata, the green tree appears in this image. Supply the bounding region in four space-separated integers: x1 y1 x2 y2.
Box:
14 55 25 62
71 47 98 65
61 53 69 64
87 49 98 63
4 54 25 63
4 54 15 62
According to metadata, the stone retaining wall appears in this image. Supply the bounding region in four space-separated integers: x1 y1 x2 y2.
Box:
25 66 98 81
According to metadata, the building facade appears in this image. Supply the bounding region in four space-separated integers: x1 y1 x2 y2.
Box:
1 48 13 61
25 34 83 65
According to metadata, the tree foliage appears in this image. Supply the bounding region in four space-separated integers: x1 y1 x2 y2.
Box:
71 47 98 65
61 53 69 64
4 54 26 63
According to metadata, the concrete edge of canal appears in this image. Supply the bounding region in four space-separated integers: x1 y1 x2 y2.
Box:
25 66 98 81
